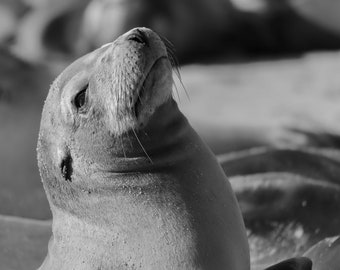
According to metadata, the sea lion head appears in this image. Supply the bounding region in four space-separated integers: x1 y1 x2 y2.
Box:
61 27 173 133
37 27 180 211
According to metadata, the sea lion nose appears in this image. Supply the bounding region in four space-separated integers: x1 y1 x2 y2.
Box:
127 29 148 46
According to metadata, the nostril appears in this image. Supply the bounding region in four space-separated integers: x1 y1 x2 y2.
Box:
129 35 144 44
128 30 147 45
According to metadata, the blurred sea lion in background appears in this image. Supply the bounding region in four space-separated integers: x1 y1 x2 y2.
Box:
78 0 340 63
0 0 27 46
291 0 340 37
218 148 340 267
77 0 234 62
12 0 90 63
10 0 340 64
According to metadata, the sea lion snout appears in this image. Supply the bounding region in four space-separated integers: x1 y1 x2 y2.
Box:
96 27 173 133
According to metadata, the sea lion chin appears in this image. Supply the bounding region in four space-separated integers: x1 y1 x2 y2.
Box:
37 27 250 270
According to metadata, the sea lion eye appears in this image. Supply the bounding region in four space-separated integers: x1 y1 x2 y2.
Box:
74 84 88 112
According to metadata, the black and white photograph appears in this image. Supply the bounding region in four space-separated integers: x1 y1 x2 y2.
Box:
0 0 339 269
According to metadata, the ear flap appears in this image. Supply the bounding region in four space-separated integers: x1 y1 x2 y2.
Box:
59 147 73 182
263 257 312 270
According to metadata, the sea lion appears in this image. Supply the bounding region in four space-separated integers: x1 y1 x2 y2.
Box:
290 0 340 36
37 27 250 270
0 0 27 46
230 172 340 267
77 0 340 63
12 0 90 63
263 257 312 270
77 0 234 62
218 148 340 267
218 147 340 181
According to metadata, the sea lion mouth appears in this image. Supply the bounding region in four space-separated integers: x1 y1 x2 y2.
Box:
133 56 168 119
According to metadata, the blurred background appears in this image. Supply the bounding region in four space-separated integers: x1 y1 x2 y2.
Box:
1 0 340 269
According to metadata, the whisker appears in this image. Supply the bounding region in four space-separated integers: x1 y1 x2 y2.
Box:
160 35 176 55
168 55 190 101
160 35 177 64
116 75 121 133
131 128 153 164
137 73 147 103
139 85 145 104
120 134 127 159
172 77 181 103
160 34 190 102
175 68 190 101
168 50 180 68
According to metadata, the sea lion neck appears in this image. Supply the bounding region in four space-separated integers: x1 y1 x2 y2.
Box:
98 99 196 174
38 98 200 210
